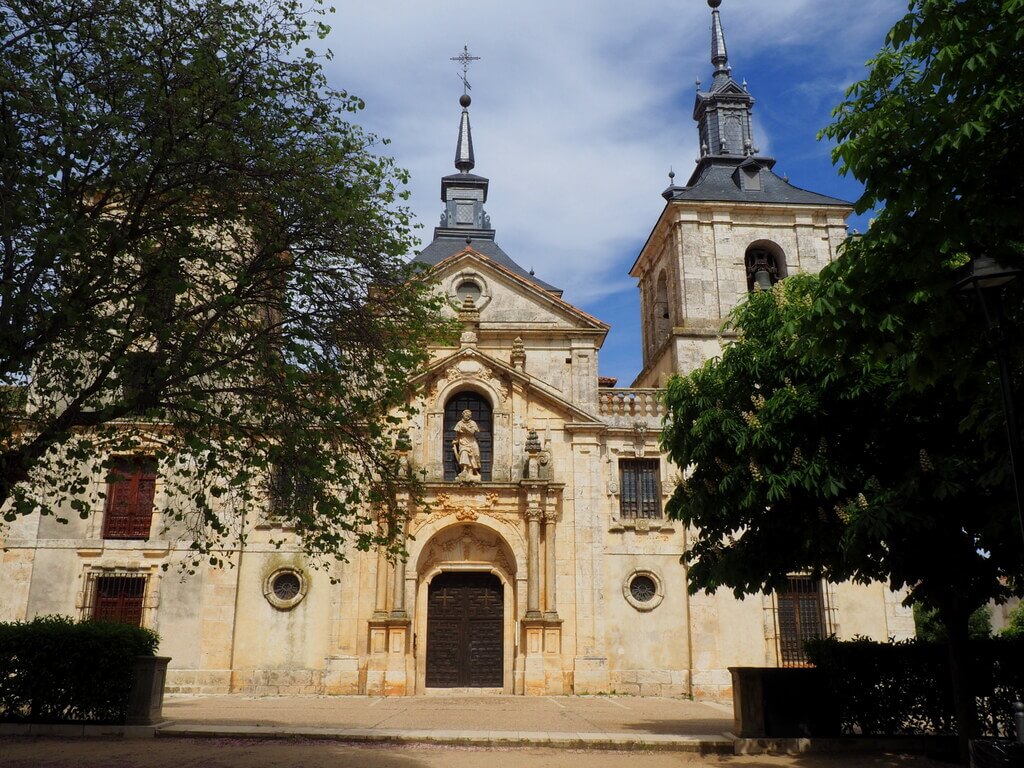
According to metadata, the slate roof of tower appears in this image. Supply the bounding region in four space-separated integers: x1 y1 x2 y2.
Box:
663 160 851 207
415 237 561 295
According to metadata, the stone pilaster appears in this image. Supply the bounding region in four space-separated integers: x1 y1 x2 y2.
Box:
525 507 542 618
543 510 558 619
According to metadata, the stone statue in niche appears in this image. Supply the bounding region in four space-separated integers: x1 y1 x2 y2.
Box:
452 409 482 483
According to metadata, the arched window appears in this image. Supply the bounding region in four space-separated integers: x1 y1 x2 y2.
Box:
653 271 670 349
745 242 786 292
444 391 493 481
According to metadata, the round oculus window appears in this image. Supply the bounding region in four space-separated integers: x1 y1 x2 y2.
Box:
623 569 664 611
272 572 301 601
263 567 307 610
456 280 482 303
629 575 657 603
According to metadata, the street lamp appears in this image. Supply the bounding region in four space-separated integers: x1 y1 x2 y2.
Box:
955 254 1024 544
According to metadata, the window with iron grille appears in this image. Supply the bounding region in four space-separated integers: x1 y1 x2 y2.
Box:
268 463 314 517
443 391 492 481
101 458 157 539
619 459 662 519
84 572 148 627
776 576 828 667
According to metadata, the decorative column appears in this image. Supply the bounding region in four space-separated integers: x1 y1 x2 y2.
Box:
373 546 389 618
390 435 412 620
520 479 564 696
526 508 542 618
390 516 408 618
543 510 558 619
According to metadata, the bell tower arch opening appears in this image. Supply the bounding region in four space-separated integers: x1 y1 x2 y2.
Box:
744 240 787 292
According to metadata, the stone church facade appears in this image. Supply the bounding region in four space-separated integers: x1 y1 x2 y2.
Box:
0 1 913 700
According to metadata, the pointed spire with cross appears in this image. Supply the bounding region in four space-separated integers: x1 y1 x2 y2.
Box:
450 44 480 97
451 45 480 173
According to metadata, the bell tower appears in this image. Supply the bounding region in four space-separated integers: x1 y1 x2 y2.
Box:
630 0 853 386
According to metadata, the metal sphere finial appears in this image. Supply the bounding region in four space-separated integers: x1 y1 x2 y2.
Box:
460 93 472 108
708 0 722 8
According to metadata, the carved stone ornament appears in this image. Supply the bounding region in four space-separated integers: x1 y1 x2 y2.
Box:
510 337 526 370
413 491 500 534
632 422 649 458
419 525 515 577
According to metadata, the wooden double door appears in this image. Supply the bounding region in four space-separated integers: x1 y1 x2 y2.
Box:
425 571 504 688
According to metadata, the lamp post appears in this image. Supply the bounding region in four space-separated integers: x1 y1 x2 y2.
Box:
954 254 1024 545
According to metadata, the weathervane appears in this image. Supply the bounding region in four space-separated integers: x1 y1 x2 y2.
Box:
450 45 481 95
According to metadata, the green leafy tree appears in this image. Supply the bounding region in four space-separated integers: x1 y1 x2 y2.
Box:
816 0 1024 750
914 604 992 643
663 276 1021 755
0 0 449 563
1000 603 1024 639
664 0 1023 756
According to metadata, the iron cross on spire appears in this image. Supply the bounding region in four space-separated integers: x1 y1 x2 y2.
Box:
450 45 480 95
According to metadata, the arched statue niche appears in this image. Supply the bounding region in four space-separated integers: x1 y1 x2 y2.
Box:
444 391 493 482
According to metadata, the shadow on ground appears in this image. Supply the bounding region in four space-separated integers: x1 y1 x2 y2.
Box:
619 718 733 735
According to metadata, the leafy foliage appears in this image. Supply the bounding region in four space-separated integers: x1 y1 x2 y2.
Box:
806 636 1024 737
915 604 993 643
1000 603 1024 639
663 275 1021 614
664 0 1023 753
0 615 159 723
0 0 452 564
816 0 1023 398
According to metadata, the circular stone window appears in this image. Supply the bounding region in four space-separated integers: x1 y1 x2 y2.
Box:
623 569 665 612
456 279 482 304
263 568 308 611
448 272 491 310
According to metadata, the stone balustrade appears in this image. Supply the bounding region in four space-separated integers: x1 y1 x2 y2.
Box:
598 388 666 427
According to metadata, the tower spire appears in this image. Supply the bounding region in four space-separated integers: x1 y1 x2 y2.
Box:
437 47 492 237
449 45 480 174
455 94 475 173
709 0 730 81
688 0 760 160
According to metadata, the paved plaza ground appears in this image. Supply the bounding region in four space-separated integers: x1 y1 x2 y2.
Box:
0 694 957 767
163 692 735 737
1 738 956 768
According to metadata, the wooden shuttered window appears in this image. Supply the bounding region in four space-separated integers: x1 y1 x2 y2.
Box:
619 459 662 519
101 458 157 540
89 574 147 627
776 576 828 667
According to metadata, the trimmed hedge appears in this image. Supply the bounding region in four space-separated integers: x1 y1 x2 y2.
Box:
0 615 159 723
806 636 1024 737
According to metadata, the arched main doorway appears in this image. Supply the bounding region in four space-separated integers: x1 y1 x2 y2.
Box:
425 571 503 688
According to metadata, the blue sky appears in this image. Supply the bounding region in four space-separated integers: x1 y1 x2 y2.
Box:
322 0 907 384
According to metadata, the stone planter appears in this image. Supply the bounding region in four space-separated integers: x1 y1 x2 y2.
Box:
730 666 840 738
126 656 171 725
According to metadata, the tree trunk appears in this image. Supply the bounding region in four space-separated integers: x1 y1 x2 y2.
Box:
942 602 976 765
